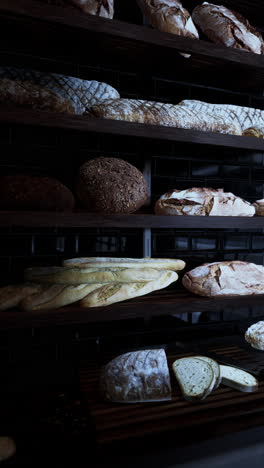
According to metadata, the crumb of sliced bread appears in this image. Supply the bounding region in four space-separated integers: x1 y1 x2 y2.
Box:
193 355 221 390
220 365 258 392
172 357 214 401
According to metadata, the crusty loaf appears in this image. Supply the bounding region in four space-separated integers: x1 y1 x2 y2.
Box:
192 2 264 54
80 270 178 307
101 349 171 402
24 266 165 284
0 283 45 311
137 0 198 39
182 261 264 297
245 321 264 350
253 199 264 216
63 256 186 271
21 283 103 311
72 0 114 18
243 127 264 138
89 98 242 135
155 188 255 216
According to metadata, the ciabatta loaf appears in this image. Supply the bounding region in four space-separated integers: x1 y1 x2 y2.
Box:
155 188 255 216
172 357 214 400
89 98 241 135
72 0 114 18
101 349 171 402
24 266 164 284
245 321 264 350
220 365 258 392
192 2 264 54
182 261 264 297
63 256 186 271
0 283 44 311
137 0 199 39
80 271 178 307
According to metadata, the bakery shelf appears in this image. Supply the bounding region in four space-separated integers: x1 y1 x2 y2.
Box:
1 108 264 151
1 290 264 330
2 211 264 229
1 1 264 89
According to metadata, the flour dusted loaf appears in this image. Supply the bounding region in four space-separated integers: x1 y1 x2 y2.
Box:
0 67 119 114
72 0 114 18
80 270 178 307
137 0 198 39
0 283 44 311
63 256 186 271
192 2 264 54
76 157 148 213
89 98 241 135
245 321 264 350
155 188 255 216
101 348 171 402
253 199 264 216
182 261 264 297
0 175 75 211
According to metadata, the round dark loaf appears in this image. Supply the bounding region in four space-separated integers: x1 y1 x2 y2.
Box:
0 175 75 211
76 157 148 213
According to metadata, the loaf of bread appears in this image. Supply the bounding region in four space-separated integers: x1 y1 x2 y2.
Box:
137 0 198 39
76 157 148 213
253 199 264 216
100 348 172 402
245 321 264 350
172 357 215 401
0 67 120 114
89 98 242 135
72 0 114 18
179 100 264 131
80 270 178 307
0 175 75 211
24 266 164 284
63 256 186 271
182 261 264 296
0 437 16 462
192 2 264 54
155 188 255 216
243 127 264 138
0 283 45 311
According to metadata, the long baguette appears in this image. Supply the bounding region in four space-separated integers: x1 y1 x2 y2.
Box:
0 283 45 311
62 257 185 271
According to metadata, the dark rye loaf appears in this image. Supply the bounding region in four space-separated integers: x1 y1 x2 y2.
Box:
76 157 148 213
0 175 75 211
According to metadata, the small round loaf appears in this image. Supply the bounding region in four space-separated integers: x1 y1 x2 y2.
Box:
76 157 148 213
0 175 75 211
245 321 264 350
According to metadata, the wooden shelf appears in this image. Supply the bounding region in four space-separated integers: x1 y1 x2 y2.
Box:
1 108 264 150
1 290 264 330
0 1 264 88
1 211 264 229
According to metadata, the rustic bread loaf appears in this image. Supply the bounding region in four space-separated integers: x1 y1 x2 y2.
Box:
0 67 120 114
179 99 264 131
243 127 264 138
80 270 178 307
63 256 186 271
0 175 75 211
172 357 215 401
100 348 172 402
182 261 264 297
155 188 255 216
72 0 114 18
76 157 148 213
24 266 164 284
245 321 264 350
0 437 16 462
253 199 264 216
89 98 242 135
192 2 264 54
137 0 199 39
0 283 45 311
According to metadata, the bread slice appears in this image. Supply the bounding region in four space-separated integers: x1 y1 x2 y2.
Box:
220 365 258 392
172 357 214 401
80 271 178 307
62 257 186 271
24 266 164 284
194 355 221 390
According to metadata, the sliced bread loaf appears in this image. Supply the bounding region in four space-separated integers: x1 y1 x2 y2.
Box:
220 365 258 392
172 357 214 401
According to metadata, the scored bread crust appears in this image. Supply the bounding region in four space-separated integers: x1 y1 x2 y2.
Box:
100 348 172 402
80 271 178 307
182 261 264 297
63 257 186 271
172 357 214 400
24 266 166 284
71 0 114 18
0 283 45 311
245 321 264 350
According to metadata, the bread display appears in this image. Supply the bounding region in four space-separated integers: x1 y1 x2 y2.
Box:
89 98 242 135
155 188 255 216
0 437 16 462
172 357 215 401
137 0 199 39
76 157 148 213
245 321 264 350
220 365 258 392
192 2 264 54
0 67 120 114
63 256 186 271
72 0 114 18
253 199 264 216
100 349 172 402
182 261 264 297
0 175 75 211
0 284 45 311
80 270 178 307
